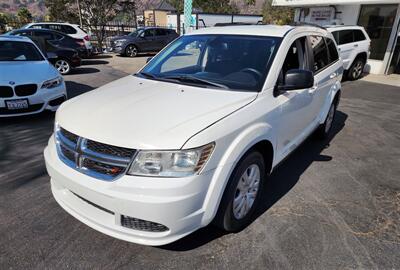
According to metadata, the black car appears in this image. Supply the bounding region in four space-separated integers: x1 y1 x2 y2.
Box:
29 36 81 75
109 27 179 57
9 28 89 58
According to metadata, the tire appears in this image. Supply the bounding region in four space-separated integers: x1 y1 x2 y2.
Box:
316 102 337 139
125 44 138 57
214 151 267 232
347 58 365 80
54 59 71 75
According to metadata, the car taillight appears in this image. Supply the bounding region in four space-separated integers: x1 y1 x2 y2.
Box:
83 35 90 41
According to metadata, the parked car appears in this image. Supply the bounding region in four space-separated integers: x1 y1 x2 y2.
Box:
44 25 343 245
109 27 179 57
22 22 92 56
327 25 371 80
0 36 67 117
26 36 81 75
8 28 89 58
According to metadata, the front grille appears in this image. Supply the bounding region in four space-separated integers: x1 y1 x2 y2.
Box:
56 127 136 181
121 215 169 232
0 103 44 115
14 84 37 97
86 140 136 159
0 86 14 98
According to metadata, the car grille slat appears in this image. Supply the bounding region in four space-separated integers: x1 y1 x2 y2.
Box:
56 127 136 181
121 215 169 232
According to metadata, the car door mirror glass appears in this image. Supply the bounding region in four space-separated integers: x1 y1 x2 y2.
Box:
279 69 314 91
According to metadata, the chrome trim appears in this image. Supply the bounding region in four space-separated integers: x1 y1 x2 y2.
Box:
55 128 136 181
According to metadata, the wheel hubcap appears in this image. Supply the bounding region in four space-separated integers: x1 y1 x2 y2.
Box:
352 61 363 78
127 46 137 57
325 104 335 133
233 164 260 220
55 60 69 74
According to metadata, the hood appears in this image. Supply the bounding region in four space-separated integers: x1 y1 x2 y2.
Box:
0 61 59 84
57 76 257 150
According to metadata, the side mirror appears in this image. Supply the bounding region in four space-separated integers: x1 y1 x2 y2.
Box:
146 57 153 63
278 69 314 92
46 52 58 60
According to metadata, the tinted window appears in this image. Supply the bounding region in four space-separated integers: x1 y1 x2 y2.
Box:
338 30 354 45
34 31 55 40
141 35 281 92
332 31 339 44
310 35 329 73
47 24 63 32
0 41 44 61
62 25 77 34
326 37 339 63
354 30 366 41
14 31 31 37
155 29 167 36
144 29 155 37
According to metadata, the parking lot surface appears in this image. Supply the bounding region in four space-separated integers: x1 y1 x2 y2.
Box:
1 55 400 269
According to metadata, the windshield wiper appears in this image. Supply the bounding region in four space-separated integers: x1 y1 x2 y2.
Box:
137 71 157 79
162 75 229 89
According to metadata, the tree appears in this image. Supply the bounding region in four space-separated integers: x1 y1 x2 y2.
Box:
262 0 294 25
80 0 136 50
0 13 7 33
45 0 79 23
17 7 33 25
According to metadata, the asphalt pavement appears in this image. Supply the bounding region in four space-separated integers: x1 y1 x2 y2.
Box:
0 56 399 269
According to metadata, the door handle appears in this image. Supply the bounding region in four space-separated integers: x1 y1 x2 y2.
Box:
330 73 337 79
354 44 359 47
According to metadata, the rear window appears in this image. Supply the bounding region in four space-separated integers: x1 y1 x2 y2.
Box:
0 41 44 61
62 25 77 34
354 30 366 42
338 30 354 45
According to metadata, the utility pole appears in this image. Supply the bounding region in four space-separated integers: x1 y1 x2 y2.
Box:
77 0 83 28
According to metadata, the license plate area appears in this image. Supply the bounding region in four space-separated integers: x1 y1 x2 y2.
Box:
5 99 29 110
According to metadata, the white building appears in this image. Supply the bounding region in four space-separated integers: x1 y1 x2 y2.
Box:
273 0 400 75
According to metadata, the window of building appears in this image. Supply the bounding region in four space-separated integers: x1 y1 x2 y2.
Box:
358 4 398 60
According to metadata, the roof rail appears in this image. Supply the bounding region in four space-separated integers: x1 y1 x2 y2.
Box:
290 22 326 30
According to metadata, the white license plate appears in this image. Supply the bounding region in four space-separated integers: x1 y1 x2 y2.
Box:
6 99 29 110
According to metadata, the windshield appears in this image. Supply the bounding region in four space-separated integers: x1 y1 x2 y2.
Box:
0 41 44 61
128 29 143 37
139 34 281 91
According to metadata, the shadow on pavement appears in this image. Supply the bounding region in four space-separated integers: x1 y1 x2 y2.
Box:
68 67 100 75
65 81 94 98
82 60 109 66
160 110 348 251
89 54 113 59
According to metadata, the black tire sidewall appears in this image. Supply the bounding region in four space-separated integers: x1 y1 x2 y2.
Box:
349 58 364 80
216 151 266 232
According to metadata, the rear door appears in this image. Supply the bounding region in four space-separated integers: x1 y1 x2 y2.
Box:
137 29 157 51
154 29 169 50
333 29 356 69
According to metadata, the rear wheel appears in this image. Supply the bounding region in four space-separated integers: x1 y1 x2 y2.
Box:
125 44 138 57
214 151 267 232
54 59 71 75
347 58 365 80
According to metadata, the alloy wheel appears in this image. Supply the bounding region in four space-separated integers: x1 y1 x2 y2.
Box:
55 60 70 74
233 164 260 220
126 45 138 57
352 61 363 79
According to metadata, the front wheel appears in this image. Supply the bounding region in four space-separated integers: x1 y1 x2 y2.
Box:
54 59 71 75
214 151 266 232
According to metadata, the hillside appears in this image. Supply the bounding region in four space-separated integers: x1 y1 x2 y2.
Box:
0 0 265 18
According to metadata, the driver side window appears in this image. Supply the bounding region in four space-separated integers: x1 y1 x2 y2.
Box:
279 37 308 85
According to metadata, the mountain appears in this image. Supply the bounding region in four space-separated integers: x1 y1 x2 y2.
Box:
0 0 265 19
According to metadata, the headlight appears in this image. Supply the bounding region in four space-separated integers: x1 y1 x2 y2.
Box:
115 39 127 45
42 76 63 89
127 143 215 177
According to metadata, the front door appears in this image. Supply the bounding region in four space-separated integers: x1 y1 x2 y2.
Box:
276 36 316 159
138 29 157 52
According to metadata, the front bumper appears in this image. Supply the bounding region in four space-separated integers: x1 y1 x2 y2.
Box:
0 83 67 117
44 137 216 246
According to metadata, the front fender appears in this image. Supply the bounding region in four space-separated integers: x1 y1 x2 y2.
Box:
200 122 275 225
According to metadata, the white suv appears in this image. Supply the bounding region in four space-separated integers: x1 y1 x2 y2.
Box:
44 25 343 245
327 25 370 80
22 22 93 55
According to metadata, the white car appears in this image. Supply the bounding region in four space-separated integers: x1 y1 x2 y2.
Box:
327 25 370 80
44 25 343 245
0 36 67 117
22 22 93 55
